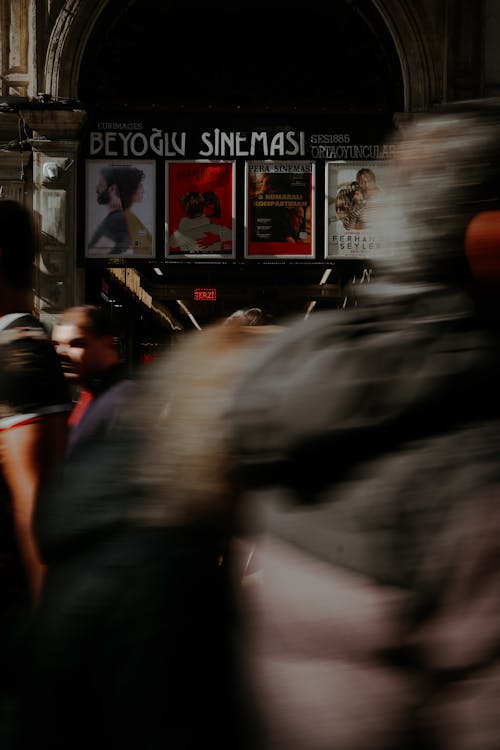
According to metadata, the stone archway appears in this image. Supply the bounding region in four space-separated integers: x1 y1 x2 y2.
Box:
372 0 438 112
43 0 437 113
43 0 109 100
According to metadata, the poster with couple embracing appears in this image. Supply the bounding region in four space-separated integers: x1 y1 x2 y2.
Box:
166 160 235 258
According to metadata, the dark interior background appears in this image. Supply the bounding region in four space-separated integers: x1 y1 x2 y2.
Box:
78 0 404 114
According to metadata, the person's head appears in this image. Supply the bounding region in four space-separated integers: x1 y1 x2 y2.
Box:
96 167 145 211
253 172 281 195
0 200 37 296
113 167 145 209
52 305 120 388
368 99 500 309
289 206 305 232
224 307 274 327
254 172 271 194
179 191 205 219
356 168 377 197
202 191 221 219
96 167 120 207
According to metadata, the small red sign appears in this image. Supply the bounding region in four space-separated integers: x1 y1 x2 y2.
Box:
194 288 217 301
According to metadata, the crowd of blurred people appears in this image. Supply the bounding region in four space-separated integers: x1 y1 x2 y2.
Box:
2 99 500 749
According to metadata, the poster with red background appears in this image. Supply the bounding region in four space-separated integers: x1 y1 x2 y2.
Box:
245 160 315 258
166 160 235 257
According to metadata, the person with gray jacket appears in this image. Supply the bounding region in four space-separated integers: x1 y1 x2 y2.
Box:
228 100 500 750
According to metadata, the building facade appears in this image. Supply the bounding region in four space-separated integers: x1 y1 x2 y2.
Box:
0 0 499 336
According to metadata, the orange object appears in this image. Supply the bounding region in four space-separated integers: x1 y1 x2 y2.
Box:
465 211 500 280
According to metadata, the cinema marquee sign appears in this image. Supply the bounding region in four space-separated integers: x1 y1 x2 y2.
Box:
89 126 307 159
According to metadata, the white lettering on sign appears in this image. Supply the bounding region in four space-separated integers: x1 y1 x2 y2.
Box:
310 144 395 159
89 130 187 157
88 129 306 158
199 129 305 157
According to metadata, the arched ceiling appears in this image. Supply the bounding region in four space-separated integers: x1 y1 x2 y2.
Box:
77 0 404 114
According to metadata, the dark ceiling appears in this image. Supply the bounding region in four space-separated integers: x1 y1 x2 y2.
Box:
78 0 404 114
89 258 369 330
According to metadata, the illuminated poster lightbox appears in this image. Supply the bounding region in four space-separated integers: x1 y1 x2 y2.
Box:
245 160 315 259
85 160 156 259
325 160 391 259
165 160 235 259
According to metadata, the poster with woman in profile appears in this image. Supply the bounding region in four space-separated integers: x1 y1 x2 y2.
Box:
166 161 235 258
245 160 315 259
86 160 156 258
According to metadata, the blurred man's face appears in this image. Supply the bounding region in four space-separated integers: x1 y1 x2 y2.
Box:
358 172 376 196
52 323 110 387
96 174 111 205
133 181 144 203
255 173 270 194
291 207 305 231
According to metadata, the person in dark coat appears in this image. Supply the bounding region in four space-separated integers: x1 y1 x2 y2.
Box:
21 317 273 750
15 305 142 748
51 304 135 456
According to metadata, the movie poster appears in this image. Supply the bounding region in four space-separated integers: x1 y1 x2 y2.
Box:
166 160 235 258
325 161 390 258
86 160 156 259
245 160 315 258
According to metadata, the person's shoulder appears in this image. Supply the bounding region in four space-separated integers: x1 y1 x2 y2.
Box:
0 315 71 414
112 377 137 397
1 312 48 338
0 314 58 361
124 209 145 228
210 222 232 237
106 210 127 229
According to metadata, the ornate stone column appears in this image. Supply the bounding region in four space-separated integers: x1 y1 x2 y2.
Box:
21 106 87 327
0 111 32 202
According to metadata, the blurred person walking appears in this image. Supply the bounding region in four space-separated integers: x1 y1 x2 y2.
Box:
0 200 71 747
20 311 284 750
226 100 500 750
224 306 275 327
51 304 135 456
18 306 137 749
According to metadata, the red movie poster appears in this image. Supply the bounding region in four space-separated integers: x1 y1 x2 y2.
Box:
245 160 315 258
166 160 235 257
